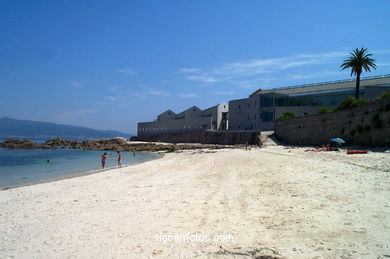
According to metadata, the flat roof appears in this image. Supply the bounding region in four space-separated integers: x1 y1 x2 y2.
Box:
250 74 390 96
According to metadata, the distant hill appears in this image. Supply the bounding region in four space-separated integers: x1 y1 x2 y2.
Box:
0 117 133 141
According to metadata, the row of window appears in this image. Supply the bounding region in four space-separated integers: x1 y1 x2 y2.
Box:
236 97 278 110
238 100 257 110
240 112 273 122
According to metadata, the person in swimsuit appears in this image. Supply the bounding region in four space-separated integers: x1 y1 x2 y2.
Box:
101 152 108 169
117 151 122 168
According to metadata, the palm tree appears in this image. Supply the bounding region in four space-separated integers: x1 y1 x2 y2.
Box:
341 48 377 99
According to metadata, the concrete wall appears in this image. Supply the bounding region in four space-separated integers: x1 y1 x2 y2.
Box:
203 105 219 130
228 95 261 131
135 130 261 145
260 122 274 131
275 97 390 146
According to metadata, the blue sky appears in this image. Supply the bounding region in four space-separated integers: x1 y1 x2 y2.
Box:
0 0 389 133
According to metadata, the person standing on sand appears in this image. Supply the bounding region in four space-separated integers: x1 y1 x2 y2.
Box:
117 151 122 168
101 152 108 169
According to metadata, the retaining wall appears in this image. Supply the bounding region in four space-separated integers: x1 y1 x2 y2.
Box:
275 97 390 146
134 130 261 145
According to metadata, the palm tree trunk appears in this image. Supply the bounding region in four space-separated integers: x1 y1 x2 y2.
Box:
355 71 361 99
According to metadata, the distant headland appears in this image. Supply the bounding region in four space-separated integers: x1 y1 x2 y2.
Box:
0 117 133 141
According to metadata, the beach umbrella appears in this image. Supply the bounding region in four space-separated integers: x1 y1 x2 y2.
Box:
331 138 345 144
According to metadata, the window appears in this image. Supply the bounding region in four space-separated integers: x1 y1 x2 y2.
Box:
260 96 274 107
260 111 274 122
238 105 241 110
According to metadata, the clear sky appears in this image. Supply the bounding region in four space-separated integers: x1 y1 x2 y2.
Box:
0 0 389 133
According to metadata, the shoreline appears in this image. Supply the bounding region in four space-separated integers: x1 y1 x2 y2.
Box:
0 150 162 191
0 138 235 152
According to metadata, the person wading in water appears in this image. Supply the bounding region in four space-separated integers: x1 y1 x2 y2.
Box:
101 152 108 169
117 151 122 168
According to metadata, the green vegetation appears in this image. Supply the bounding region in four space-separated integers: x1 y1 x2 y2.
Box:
277 112 295 120
319 107 332 113
340 48 377 99
322 91 390 114
333 96 368 111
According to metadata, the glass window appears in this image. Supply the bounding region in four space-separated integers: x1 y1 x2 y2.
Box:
260 111 274 122
260 96 274 107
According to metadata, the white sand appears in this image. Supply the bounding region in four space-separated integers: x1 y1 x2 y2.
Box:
0 146 389 258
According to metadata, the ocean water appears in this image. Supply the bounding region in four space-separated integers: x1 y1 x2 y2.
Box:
0 148 158 188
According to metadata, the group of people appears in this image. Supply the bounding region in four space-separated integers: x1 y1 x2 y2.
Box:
101 151 122 169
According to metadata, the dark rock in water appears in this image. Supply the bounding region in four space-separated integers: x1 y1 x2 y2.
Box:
44 138 81 148
0 139 48 149
81 137 129 151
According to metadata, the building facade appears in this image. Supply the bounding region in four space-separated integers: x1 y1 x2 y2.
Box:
137 74 390 136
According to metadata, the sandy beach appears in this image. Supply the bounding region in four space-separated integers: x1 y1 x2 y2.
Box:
0 146 389 258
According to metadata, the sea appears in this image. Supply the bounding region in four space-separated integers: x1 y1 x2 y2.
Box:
0 138 158 188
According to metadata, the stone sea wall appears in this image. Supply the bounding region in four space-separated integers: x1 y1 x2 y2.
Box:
275 96 390 146
134 130 261 145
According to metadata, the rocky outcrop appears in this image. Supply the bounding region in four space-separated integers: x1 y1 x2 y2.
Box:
0 138 234 151
81 138 128 150
0 139 51 149
44 138 81 148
